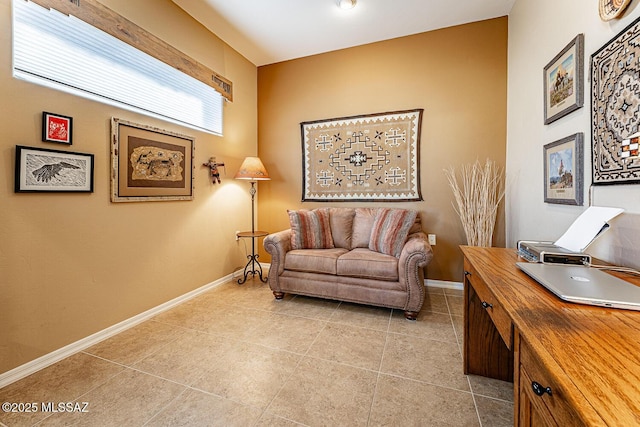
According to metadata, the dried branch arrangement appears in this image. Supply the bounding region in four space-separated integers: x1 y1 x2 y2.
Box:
445 159 505 247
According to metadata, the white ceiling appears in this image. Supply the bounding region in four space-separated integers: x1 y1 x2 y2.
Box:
172 0 515 66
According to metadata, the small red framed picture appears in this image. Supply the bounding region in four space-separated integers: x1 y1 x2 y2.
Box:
42 111 73 144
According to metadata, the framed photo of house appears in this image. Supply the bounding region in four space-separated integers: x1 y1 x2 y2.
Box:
42 112 73 144
111 118 195 202
543 133 583 205
15 145 94 193
543 34 584 124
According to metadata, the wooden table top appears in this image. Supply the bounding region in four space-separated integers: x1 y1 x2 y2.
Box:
236 231 269 238
461 246 640 427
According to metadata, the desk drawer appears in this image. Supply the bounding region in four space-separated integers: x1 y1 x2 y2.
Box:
464 263 513 350
519 339 582 426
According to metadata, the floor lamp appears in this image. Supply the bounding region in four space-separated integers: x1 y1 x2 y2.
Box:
235 157 270 284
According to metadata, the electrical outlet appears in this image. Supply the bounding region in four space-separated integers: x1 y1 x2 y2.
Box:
428 234 436 245
235 231 240 241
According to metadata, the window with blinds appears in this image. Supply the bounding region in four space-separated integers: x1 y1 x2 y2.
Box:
12 0 223 135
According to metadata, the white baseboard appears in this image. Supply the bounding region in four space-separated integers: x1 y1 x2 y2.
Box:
0 273 234 388
425 279 464 291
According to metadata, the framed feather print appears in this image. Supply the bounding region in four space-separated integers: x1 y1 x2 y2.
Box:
15 145 94 192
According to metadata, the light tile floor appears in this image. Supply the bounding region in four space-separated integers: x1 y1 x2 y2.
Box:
0 279 513 426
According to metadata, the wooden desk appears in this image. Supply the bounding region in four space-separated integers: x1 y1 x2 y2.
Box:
461 246 640 426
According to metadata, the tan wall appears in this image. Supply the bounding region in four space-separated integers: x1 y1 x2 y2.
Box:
0 0 257 374
257 17 508 282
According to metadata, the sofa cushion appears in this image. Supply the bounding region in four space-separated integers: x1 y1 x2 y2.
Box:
288 208 335 249
351 208 377 248
337 248 399 281
285 248 348 275
329 208 355 249
369 208 418 257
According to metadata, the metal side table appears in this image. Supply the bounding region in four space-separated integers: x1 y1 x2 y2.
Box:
237 230 268 284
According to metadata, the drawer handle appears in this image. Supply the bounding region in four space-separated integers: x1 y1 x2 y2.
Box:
531 381 552 397
464 271 471 277
481 301 493 309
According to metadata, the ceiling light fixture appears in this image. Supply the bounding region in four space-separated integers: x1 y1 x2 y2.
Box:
338 0 357 10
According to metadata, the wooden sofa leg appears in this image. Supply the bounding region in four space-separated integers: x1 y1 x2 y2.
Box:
273 291 285 300
404 311 418 321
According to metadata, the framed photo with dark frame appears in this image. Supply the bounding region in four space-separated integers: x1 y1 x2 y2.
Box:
543 34 584 124
111 117 195 202
543 133 583 205
15 145 94 193
42 112 73 144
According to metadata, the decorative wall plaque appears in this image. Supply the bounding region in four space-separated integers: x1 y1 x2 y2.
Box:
591 15 640 185
301 109 423 201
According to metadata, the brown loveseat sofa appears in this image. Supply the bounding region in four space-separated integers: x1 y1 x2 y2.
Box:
263 207 433 320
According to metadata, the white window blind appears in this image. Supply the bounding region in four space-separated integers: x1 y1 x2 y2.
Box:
12 0 223 135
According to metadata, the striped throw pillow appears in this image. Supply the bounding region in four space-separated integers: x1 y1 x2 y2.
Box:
288 208 335 249
369 209 418 257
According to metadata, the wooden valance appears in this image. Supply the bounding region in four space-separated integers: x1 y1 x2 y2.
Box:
29 0 233 102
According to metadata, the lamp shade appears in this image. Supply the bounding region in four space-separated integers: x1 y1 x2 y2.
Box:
234 156 270 181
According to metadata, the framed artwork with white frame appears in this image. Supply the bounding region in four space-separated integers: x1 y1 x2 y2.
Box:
111 117 195 202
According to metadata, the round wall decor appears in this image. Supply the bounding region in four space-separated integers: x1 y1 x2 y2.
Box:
599 0 632 21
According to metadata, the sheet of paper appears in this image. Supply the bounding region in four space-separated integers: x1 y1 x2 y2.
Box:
554 206 624 252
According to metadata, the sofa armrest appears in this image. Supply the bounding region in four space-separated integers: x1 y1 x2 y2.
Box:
398 232 434 313
263 229 292 290
400 232 433 267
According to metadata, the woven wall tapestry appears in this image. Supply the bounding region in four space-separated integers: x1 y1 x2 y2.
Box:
591 15 640 185
301 109 423 201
